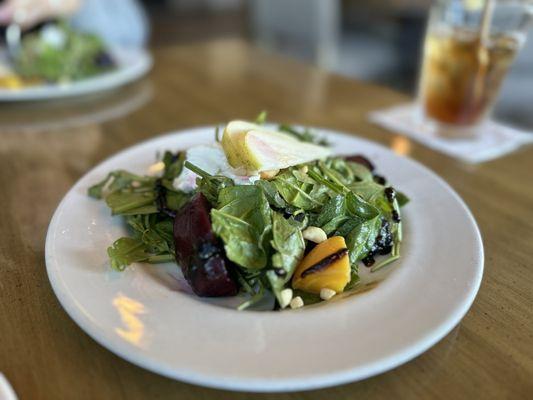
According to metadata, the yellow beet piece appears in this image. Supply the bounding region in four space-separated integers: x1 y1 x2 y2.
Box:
292 236 351 294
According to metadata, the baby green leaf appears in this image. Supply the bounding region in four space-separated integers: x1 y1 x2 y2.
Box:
267 212 305 306
344 216 382 264
211 186 272 269
105 191 157 215
273 169 329 211
107 237 151 271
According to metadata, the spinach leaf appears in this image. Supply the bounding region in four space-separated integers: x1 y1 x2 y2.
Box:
313 195 352 235
345 192 380 220
255 179 287 209
312 191 379 236
347 180 384 203
344 216 381 265
266 212 305 305
273 168 329 211
287 211 309 230
211 185 272 269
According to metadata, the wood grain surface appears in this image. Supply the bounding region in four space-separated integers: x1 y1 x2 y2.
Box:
0 39 532 400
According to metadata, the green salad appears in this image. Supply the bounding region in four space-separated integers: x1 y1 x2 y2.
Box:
14 22 115 82
89 114 408 310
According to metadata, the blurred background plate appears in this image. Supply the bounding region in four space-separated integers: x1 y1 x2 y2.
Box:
0 47 152 101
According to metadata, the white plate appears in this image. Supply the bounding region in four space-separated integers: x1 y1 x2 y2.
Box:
0 47 152 101
45 127 483 392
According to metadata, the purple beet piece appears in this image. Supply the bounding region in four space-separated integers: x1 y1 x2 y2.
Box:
173 193 238 297
345 154 375 172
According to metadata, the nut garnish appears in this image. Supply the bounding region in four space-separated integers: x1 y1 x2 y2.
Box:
320 288 336 301
302 226 327 243
259 169 280 180
290 296 304 309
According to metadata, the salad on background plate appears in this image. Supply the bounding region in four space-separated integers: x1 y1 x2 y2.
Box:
89 113 409 311
0 22 115 89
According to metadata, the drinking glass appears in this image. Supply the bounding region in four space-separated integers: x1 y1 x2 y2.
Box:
418 0 533 134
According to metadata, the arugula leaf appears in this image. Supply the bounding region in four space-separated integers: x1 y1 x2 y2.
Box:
267 212 305 306
278 124 330 146
105 191 157 215
166 190 190 211
344 269 361 291
107 235 174 271
396 191 410 207
162 151 185 181
107 237 151 271
321 157 372 184
255 110 268 125
88 170 153 199
126 215 175 254
292 289 322 306
184 161 234 206
273 168 329 211
346 161 373 182
237 280 266 311
211 186 272 269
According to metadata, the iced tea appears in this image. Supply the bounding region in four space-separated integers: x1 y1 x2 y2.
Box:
419 28 520 127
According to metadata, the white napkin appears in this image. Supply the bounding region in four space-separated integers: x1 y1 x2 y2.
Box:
369 103 533 163
0 374 18 400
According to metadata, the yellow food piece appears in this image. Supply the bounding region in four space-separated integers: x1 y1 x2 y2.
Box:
0 75 24 89
0 75 41 89
292 236 351 294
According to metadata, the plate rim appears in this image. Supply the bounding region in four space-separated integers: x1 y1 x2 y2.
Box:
45 126 484 392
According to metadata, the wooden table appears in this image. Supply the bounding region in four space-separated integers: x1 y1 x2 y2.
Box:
1 39 532 400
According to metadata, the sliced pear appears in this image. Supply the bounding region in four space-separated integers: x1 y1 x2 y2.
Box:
221 120 331 173
221 120 259 168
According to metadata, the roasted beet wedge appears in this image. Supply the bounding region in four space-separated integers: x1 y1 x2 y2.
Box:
173 193 238 297
345 154 375 172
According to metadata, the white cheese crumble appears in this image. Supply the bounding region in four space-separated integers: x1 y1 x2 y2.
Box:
172 143 260 193
40 25 67 49
279 288 293 309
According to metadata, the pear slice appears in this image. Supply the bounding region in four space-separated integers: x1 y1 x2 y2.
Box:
221 120 331 173
221 120 260 168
